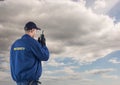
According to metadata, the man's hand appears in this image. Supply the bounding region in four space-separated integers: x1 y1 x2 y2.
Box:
38 31 46 46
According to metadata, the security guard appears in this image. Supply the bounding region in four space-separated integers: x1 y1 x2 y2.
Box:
10 21 49 85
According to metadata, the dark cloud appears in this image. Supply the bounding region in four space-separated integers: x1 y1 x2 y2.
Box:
0 1 120 85
0 0 120 74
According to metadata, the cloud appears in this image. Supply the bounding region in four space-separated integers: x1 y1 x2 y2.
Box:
0 0 120 84
44 66 78 75
0 71 10 81
0 0 120 64
42 70 93 83
109 58 120 64
85 68 115 75
41 75 93 85
85 0 119 14
47 59 65 67
102 74 118 79
94 0 106 10
0 56 9 71
48 41 66 55
37 0 120 64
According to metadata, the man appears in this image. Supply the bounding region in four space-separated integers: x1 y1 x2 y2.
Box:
10 21 49 85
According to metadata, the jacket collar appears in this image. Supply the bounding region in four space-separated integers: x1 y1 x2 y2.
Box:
22 34 32 39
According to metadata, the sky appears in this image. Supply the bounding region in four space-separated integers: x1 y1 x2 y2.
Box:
0 0 120 85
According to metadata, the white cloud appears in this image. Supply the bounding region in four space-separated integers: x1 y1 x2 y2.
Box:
94 0 106 10
109 58 120 64
87 0 119 14
42 71 93 82
47 59 65 67
41 75 93 85
85 68 115 75
44 66 77 75
102 74 118 79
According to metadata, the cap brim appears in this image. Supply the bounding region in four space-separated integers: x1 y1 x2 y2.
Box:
36 27 41 30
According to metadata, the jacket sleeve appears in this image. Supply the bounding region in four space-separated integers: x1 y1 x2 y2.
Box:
31 41 50 61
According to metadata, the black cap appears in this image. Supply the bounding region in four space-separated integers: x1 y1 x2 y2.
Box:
24 21 41 30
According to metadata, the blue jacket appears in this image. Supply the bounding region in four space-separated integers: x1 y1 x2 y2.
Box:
10 34 49 82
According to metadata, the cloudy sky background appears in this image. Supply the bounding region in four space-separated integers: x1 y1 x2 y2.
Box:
0 0 120 85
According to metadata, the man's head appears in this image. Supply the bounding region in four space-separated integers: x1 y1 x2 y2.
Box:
24 21 41 38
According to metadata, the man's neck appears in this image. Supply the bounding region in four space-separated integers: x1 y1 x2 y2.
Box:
25 32 34 38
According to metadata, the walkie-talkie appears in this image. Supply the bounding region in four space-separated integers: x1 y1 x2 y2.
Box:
41 30 44 41
39 30 46 46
